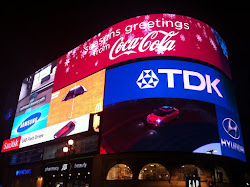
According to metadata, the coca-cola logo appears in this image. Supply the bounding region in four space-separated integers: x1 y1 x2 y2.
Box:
109 30 179 60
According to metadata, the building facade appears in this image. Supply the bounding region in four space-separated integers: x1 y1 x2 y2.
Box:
1 13 246 187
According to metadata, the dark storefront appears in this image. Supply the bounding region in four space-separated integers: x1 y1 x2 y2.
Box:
8 163 43 187
43 157 92 187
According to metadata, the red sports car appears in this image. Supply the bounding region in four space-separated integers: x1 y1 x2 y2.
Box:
147 106 179 127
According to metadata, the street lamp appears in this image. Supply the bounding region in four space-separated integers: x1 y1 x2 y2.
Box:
68 139 74 146
206 149 217 187
63 146 69 153
62 139 75 187
63 139 74 154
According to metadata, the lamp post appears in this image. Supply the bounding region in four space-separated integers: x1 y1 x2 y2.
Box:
206 149 217 187
62 139 75 187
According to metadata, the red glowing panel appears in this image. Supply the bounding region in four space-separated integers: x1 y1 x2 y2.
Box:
53 13 230 92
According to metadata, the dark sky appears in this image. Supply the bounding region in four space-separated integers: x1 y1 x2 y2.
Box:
0 1 249 161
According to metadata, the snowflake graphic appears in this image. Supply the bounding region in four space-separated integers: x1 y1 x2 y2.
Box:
155 45 165 55
71 46 80 58
196 34 202 42
196 22 201 28
65 67 70 73
89 40 99 56
80 49 87 59
66 50 72 59
163 14 168 18
100 36 108 47
64 59 70 66
180 34 186 41
196 44 200 49
203 29 208 38
128 33 135 41
209 37 217 50
167 14 176 19
142 21 152 35
120 33 126 39
108 27 113 34
145 15 150 20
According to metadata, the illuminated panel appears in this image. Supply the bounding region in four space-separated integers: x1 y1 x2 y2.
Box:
11 103 50 139
101 59 246 162
2 14 243 163
15 61 57 117
104 60 236 112
46 69 105 127
19 114 90 148
53 14 230 92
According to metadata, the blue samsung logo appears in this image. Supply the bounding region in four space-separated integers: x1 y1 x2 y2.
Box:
17 112 41 133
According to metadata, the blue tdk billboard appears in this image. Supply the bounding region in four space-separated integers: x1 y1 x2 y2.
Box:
101 59 246 162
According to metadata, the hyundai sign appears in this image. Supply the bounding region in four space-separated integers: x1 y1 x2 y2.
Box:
2 14 245 162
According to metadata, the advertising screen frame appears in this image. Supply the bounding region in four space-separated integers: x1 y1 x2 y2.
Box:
2 13 244 162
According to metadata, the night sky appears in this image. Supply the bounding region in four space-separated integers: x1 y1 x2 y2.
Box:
0 1 249 162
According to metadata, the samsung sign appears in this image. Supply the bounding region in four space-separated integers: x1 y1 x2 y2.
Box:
16 169 31 176
17 112 41 133
11 103 49 139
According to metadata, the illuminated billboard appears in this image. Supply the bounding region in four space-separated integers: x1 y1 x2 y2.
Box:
53 13 230 92
2 13 245 162
101 59 245 161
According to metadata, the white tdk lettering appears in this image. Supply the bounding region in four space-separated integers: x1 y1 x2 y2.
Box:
158 69 223 98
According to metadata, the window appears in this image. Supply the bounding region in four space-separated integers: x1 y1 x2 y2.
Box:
106 164 133 180
215 167 230 183
177 164 204 181
138 163 170 180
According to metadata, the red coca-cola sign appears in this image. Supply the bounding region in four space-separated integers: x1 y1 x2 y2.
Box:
1 136 21 152
53 13 230 92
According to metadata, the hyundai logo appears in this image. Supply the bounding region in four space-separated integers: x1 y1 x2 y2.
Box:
222 118 240 140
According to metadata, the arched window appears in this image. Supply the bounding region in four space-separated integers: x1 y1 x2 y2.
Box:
106 164 133 180
177 164 204 181
215 167 230 183
138 163 170 180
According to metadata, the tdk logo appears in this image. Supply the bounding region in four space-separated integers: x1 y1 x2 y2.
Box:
222 118 240 139
136 69 223 98
17 112 41 133
136 70 159 89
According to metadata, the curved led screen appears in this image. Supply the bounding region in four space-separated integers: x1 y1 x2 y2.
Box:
101 59 245 162
53 13 230 92
2 14 245 162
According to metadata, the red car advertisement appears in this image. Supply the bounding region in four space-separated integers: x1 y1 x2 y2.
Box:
53 13 230 92
147 106 179 127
